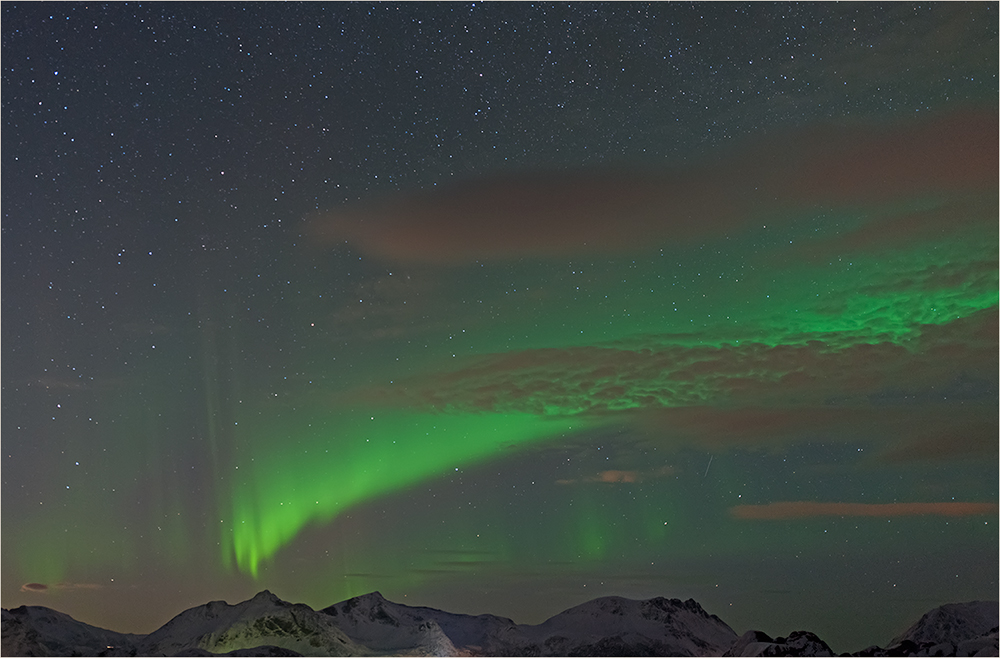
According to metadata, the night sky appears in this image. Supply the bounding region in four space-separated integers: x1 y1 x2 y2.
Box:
2 3 997 653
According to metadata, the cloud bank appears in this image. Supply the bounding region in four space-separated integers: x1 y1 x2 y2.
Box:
309 108 997 264
19 582 103 593
358 309 997 417
730 501 999 520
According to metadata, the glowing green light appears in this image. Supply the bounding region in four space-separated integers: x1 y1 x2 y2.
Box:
224 411 584 576
221 214 997 576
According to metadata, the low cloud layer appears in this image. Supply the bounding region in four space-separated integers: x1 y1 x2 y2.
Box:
19 581 102 593
20 582 47 593
730 501 999 520
556 465 675 485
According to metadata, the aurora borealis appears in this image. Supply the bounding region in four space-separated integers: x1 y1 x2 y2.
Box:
2 3 997 653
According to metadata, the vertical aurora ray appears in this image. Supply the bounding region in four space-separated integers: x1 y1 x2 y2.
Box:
224 410 585 577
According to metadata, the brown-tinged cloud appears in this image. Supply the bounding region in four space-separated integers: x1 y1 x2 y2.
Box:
19 581 102 592
556 465 675 485
632 404 998 462
20 582 48 592
308 108 997 264
809 194 997 257
53 582 102 590
877 420 999 463
730 501 999 520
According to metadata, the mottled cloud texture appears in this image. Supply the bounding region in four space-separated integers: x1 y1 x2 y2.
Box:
360 310 996 415
730 501 999 520
323 107 995 514
310 108 997 264
355 306 997 460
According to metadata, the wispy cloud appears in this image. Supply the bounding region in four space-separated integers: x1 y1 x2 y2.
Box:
19 581 103 593
730 501 999 520
556 465 675 485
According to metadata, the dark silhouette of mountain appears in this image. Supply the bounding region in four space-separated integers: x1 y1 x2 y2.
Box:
2 591 996 656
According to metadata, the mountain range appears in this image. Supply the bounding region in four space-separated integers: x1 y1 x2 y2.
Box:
2 590 996 657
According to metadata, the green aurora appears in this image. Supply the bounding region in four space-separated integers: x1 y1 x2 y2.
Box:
217 200 997 578
224 411 587 577
4 3 998 651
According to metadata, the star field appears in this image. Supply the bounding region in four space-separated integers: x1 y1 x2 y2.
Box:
2 3 997 653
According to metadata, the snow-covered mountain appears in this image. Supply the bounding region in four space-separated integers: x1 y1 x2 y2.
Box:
513 595 738 656
0 605 141 656
320 591 515 655
0 591 366 657
2 591 997 656
724 629 834 657
848 601 999 657
140 590 367 657
891 601 998 648
320 591 738 656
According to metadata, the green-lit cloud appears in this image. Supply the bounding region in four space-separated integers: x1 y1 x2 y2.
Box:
215 110 997 579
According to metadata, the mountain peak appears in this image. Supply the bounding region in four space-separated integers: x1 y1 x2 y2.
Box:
891 600 999 647
5 593 998 657
529 594 738 656
250 590 281 603
356 591 387 602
